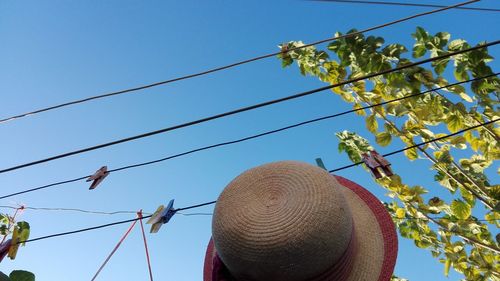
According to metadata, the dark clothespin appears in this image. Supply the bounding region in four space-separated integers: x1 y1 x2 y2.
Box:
315 158 327 171
146 199 177 233
280 43 289 54
86 166 109 190
0 239 12 263
362 150 393 179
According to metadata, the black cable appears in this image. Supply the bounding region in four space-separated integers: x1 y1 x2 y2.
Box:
18 120 499 244
20 215 151 244
0 73 497 200
307 0 500 12
0 0 479 125
0 176 89 199
175 201 217 212
1 41 497 175
21 122 500 246
329 119 499 173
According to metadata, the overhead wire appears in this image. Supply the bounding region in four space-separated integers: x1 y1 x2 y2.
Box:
17 119 499 244
328 119 499 173
1 40 498 175
0 73 497 200
306 0 500 12
0 0 480 125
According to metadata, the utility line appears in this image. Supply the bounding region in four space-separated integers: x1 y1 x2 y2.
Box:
329 119 499 173
0 73 497 200
1 41 497 175
19 120 500 246
0 0 479 125
306 0 500 12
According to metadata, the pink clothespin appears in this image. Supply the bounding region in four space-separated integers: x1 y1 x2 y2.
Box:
362 150 393 179
86 166 109 190
0 239 12 263
146 199 177 233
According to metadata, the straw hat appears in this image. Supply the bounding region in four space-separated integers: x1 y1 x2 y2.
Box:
203 161 397 281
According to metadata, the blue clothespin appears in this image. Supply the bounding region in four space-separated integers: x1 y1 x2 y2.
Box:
146 199 177 233
315 158 327 171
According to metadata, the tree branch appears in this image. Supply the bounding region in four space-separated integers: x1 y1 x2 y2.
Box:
356 94 495 210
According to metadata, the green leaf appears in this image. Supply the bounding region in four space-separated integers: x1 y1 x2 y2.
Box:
395 208 406 219
16 222 30 247
404 147 418 161
366 114 378 133
432 57 449 75
413 43 426 58
412 26 428 41
353 103 366 116
453 66 469 82
448 39 467 51
451 199 471 220
444 259 451 277
375 132 392 147
458 92 473 103
446 114 463 133
9 271 34 281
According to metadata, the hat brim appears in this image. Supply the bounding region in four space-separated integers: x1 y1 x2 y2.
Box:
203 175 397 281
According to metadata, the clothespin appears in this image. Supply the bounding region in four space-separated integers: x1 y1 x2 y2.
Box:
315 158 327 171
146 199 177 233
370 150 393 177
86 166 109 190
7 228 20 260
362 150 393 179
0 239 12 263
281 43 289 54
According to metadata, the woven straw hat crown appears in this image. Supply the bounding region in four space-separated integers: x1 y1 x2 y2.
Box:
212 161 354 281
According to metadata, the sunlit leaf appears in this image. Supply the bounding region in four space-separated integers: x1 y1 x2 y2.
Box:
376 132 392 146
366 114 378 133
451 200 471 220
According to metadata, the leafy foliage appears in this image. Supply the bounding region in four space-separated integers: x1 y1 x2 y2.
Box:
0 210 30 260
278 27 499 280
0 271 35 281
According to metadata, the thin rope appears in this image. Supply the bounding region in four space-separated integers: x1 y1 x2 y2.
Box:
90 218 138 281
306 0 500 12
19 200 219 244
0 73 497 200
1 40 497 175
138 211 154 281
0 205 150 216
0 0 478 125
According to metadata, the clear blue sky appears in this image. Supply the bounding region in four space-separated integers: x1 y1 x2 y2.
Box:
0 1 498 280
